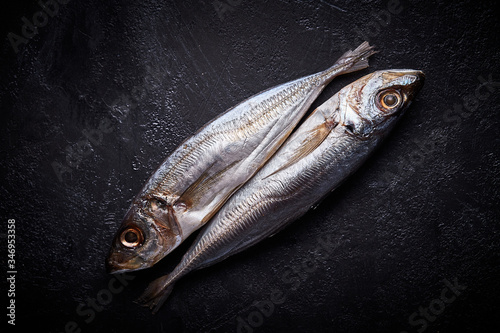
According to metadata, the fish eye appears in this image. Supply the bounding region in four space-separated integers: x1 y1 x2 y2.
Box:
383 94 397 107
120 227 143 248
378 89 402 111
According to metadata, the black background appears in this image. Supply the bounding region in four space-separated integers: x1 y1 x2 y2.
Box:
1 0 499 332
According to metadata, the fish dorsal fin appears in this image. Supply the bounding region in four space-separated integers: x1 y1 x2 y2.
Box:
263 116 337 179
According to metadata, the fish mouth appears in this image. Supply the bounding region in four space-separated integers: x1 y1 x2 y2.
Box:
106 251 149 274
106 260 146 274
401 69 425 89
382 69 425 99
106 264 133 274
405 70 425 99
408 69 425 86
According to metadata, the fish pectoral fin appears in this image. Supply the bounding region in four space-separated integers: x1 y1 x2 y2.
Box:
147 199 182 238
177 159 241 208
165 206 182 236
263 120 337 179
177 161 215 204
136 274 176 314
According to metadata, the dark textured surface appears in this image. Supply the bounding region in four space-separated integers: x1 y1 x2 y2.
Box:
1 1 499 332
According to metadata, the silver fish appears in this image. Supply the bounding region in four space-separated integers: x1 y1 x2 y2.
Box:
107 42 376 273
137 69 425 312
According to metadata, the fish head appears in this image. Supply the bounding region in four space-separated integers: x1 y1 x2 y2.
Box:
106 195 182 273
337 69 425 136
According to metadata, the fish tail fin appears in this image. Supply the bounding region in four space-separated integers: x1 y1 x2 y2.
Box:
324 41 377 79
339 41 378 74
136 274 176 314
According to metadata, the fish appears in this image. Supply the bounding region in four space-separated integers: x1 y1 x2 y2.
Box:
137 69 425 313
106 42 377 273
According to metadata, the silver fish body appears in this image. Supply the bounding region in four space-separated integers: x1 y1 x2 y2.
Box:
107 42 376 273
138 69 425 312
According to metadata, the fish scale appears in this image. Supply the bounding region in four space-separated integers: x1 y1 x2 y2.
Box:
156 71 340 194
107 42 377 274
161 84 303 186
137 69 425 313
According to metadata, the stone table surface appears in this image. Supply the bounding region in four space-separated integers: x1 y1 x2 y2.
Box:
1 1 499 332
